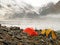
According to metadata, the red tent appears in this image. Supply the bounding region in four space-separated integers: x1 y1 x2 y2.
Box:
23 27 38 36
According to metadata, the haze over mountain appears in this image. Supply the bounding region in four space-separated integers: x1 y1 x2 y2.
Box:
40 1 60 15
0 0 60 30
0 0 60 20
0 0 39 20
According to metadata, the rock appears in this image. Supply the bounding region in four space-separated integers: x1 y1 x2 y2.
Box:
10 27 20 30
0 24 1 27
3 34 12 41
0 42 3 45
0 24 59 45
17 42 22 45
0 39 4 42
15 35 22 40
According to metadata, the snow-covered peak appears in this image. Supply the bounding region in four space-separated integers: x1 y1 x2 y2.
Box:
0 0 39 19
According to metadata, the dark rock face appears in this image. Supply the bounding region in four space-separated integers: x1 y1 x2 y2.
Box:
0 24 60 45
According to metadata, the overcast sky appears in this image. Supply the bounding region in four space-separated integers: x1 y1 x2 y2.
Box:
14 0 59 7
0 0 59 7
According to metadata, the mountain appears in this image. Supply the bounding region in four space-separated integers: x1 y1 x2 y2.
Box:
0 0 60 20
39 1 60 15
0 0 39 19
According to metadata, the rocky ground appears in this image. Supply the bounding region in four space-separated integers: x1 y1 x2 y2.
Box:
0 24 60 45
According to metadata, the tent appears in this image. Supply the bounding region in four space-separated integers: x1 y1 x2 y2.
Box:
23 27 38 36
41 29 57 40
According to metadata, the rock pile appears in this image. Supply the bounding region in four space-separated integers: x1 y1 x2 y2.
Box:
0 24 60 45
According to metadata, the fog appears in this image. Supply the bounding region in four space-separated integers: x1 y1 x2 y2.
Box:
0 0 60 31
0 16 60 31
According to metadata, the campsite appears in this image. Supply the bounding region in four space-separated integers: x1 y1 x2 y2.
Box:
0 24 60 45
0 0 60 45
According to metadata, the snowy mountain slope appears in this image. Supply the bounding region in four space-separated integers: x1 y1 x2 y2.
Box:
0 0 60 20
0 0 39 19
39 1 60 15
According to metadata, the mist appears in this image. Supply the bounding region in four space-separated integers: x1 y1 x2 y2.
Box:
0 0 60 30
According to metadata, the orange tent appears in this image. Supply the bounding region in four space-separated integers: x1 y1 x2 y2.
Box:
23 27 38 36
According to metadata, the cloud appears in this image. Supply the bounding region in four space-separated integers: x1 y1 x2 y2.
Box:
39 1 60 15
4 2 39 19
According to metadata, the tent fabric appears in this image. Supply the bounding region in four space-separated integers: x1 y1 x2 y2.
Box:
46 29 52 37
41 29 57 39
52 31 57 40
23 27 38 36
41 29 46 34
